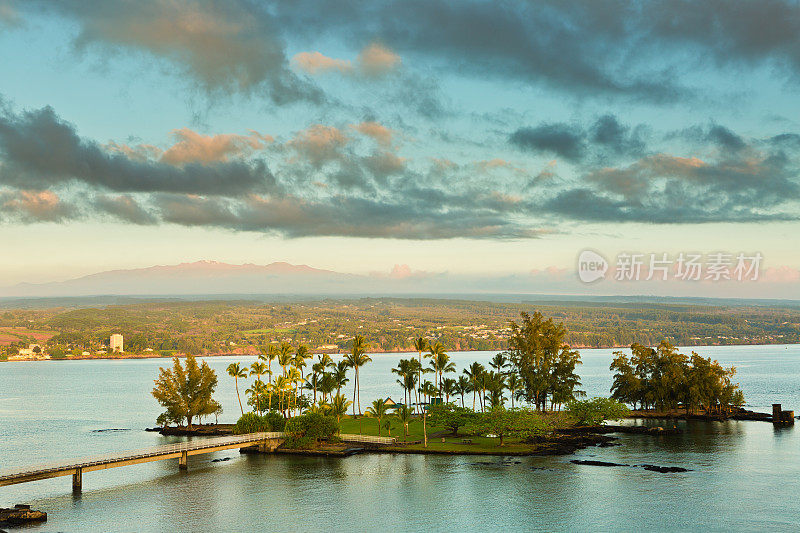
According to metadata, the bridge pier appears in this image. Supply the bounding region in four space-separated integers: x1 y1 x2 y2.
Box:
179 451 188 470
72 468 82 492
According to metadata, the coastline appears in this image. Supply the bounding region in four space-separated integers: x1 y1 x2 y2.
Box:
3 341 799 362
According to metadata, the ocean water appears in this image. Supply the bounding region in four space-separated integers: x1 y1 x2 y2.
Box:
1 345 799 532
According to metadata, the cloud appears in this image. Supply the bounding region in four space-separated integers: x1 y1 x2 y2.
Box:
511 115 647 162
26 0 321 103
94 194 156 225
160 128 272 165
0 104 276 195
287 124 348 168
2 100 799 239
0 189 74 222
510 123 585 161
356 43 401 76
547 148 800 223
350 121 395 147
292 43 401 78
292 51 353 75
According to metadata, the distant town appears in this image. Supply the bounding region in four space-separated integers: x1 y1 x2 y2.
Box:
1 297 799 361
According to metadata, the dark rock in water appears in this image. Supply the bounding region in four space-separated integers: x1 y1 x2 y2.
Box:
0 506 47 526
570 460 629 467
211 457 231 463
92 428 131 433
639 464 690 473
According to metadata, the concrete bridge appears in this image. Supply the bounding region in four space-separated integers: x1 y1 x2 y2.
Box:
0 432 285 492
0 432 395 493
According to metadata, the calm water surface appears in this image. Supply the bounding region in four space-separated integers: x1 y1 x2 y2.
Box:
1 345 799 532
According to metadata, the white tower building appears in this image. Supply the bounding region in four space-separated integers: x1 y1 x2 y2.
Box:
110 334 124 353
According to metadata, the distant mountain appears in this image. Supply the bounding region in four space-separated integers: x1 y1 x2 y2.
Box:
3 260 799 301
1 261 370 297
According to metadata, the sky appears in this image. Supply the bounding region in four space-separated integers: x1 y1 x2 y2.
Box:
0 0 799 297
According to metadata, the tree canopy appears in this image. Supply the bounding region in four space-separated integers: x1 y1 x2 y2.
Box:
152 355 220 428
505 312 583 411
610 341 744 414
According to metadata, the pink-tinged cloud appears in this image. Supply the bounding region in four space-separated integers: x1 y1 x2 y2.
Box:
288 124 348 166
160 128 272 165
350 121 395 147
367 264 434 280
292 43 401 78
292 51 353 74
760 266 800 283
105 141 163 162
357 43 401 76
1 190 71 222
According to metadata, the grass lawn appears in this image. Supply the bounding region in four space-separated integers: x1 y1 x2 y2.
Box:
337 414 536 454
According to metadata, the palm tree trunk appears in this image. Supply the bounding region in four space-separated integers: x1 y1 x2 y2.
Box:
235 378 243 415
357 368 362 415
423 411 427 447
353 370 358 416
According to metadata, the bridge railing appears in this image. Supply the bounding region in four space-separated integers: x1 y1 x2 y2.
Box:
340 434 397 445
0 432 285 480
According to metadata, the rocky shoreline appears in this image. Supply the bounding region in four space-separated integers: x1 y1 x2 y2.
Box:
0 505 47 527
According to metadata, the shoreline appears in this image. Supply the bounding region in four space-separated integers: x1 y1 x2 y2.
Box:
3 341 799 362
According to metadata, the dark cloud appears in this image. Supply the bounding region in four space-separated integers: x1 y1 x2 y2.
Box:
0 105 277 195
707 125 746 152
25 0 322 103
510 123 585 161
591 115 646 157
94 194 156 225
2 99 799 238
550 150 800 223
511 115 646 162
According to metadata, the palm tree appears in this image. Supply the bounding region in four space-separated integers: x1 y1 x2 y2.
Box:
456 375 471 408
344 335 371 416
245 379 267 416
316 353 334 369
429 350 456 395
507 373 522 409
287 367 303 417
329 393 351 428
392 358 416 407
420 381 438 448
442 377 458 403
259 344 278 384
319 372 337 404
464 362 485 411
413 337 429 411
490 352 509 373
294 345 310 379
249 361 268 415
226 362 248 415
333 361 350 397
485 371 507 408
394 404 413 439
365 398 390 437
277 342 294 378
274 375 290 416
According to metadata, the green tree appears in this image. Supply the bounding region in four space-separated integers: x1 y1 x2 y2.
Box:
394 404 414 438
567 397 630 426
365 398 390 437
329 393 351 426
227 362 248 415
428 403 473 435
506 312 583 411
344 335 371 416
152 355 219 428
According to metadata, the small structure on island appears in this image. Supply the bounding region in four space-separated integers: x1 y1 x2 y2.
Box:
110 334 124 353
772 404 795 426
383 397 397 408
